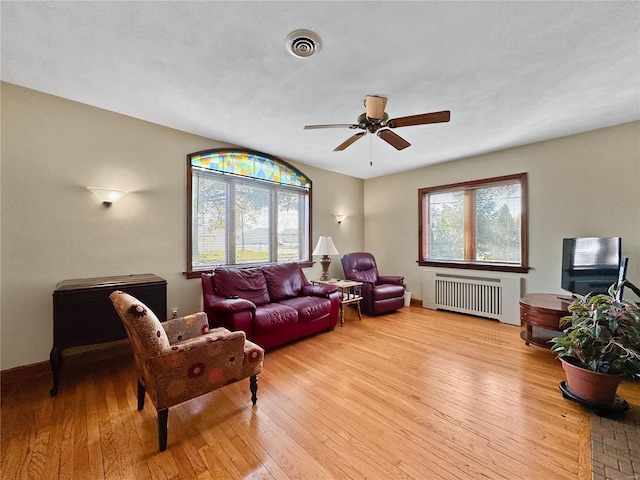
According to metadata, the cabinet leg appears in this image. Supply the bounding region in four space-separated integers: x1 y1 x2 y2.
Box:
49 346 61 397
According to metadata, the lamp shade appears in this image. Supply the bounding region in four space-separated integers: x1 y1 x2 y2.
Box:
334 214 347 224
365 95 387 121
87 187 129 205
312 236 339 256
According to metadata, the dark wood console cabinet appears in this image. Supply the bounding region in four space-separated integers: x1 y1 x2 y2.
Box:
519 293 571 349
50 273 167 396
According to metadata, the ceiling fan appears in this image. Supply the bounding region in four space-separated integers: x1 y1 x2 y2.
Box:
304 95 450 151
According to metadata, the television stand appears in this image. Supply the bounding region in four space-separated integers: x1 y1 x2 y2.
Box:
519 294 570 349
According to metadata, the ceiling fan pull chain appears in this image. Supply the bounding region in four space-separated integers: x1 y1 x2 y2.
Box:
369 135 373 166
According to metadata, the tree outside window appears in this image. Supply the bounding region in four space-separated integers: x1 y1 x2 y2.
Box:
419 173 528 273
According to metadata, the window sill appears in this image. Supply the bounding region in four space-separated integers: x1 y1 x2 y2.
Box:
417 260 530 274
185 261 314 279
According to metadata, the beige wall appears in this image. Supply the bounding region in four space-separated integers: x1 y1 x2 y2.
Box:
364 121 640 300
3 81 638 371
0 83 364 370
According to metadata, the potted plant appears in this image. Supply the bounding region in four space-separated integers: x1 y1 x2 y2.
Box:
550 282 640 404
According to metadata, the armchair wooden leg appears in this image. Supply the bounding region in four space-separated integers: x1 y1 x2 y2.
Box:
158 408 168 452
250 375 258 405
137 380 145 410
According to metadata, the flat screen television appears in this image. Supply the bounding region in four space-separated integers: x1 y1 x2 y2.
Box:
561 237 622 296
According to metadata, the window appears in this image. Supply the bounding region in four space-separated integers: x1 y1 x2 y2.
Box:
418 173 528 273
187 149 311 277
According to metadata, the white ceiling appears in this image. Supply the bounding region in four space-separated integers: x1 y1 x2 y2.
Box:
2 1 639 179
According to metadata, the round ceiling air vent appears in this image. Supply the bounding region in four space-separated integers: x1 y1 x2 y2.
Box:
285 29 322 58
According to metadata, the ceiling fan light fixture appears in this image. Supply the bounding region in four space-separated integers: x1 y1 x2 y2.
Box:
365 95 387 121
304 96 450 152
285 29 321 58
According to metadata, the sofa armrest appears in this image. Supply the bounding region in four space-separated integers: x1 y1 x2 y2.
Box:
203 296 255 338
378 275 404 286
203 272 257 313
208 297 256 313
162 312 209 344
301 284 339 297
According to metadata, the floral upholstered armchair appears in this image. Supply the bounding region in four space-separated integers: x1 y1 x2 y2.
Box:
109 290 264 451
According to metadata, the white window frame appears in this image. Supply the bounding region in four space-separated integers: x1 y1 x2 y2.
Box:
186 150 311 277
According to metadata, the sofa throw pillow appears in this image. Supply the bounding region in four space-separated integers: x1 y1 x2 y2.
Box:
262 263 307 302
214 267 270 306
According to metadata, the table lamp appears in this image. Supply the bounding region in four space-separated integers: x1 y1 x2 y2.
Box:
312 236 339 281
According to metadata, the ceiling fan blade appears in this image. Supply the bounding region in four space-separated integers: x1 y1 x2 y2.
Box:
377 129 411 150
304 123 359 130
334 132 366 151
387 110 451 128
365 95 388 120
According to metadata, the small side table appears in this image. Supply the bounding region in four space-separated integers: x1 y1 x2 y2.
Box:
314 280 363 326
519 293 571 349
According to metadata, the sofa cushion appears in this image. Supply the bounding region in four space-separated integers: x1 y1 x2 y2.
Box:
278 296 331 323
262 263 308 302
214 267 270 306
253 303 298 335
373 283 405 301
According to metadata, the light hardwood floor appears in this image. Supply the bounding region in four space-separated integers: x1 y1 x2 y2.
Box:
3 305 639 479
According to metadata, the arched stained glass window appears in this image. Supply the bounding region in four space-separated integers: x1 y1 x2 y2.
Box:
190 150 311 189
187 149 312 275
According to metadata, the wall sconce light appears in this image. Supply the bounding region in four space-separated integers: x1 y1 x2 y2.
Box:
334 213 347 224
312 236 340 281
87 187 129 206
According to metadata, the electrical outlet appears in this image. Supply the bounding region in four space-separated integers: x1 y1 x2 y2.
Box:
171 307 178 318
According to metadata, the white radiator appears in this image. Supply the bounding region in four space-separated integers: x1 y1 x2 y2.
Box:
422 268 521 325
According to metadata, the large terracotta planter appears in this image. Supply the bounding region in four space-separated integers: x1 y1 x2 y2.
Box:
560 357 622 404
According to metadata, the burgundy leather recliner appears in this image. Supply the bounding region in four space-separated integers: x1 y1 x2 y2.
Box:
341 252 405 315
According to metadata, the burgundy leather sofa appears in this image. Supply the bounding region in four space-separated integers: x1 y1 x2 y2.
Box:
341 252 405 315
201 263 340 350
